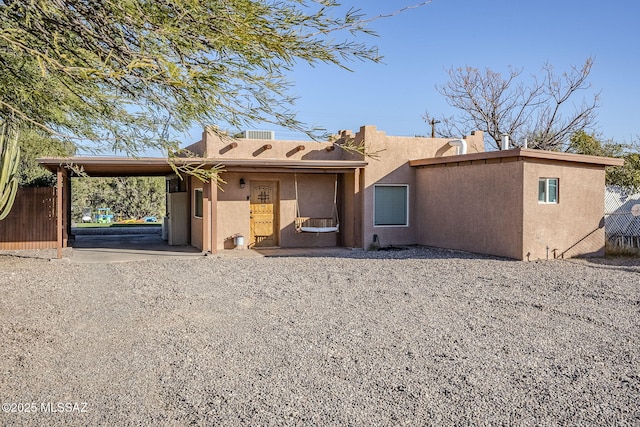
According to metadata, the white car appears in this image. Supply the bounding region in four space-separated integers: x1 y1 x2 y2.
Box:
81 208 93 222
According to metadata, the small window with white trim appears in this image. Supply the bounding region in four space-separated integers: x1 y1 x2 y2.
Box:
374 184 409 226
194 188 203 218
538 178 558 204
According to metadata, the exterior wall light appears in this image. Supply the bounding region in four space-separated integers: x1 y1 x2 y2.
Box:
240 178 245 188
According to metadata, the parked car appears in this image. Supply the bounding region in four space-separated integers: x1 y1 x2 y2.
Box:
81 207 93 223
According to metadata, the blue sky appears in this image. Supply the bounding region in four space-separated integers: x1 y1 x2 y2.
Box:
176 0 639 151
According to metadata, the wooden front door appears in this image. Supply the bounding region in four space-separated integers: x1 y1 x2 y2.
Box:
250 181 278 247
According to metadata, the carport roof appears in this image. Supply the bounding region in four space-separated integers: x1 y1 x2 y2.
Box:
38 156 368 177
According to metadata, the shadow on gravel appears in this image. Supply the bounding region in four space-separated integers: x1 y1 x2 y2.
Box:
0 252 50 260
573 256 640 273
583 256 640 266
254 245 514 261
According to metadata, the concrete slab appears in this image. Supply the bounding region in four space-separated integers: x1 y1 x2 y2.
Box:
70 233 204 263
68 228 355 262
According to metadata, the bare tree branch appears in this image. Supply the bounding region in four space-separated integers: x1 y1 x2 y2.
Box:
430 57 599 150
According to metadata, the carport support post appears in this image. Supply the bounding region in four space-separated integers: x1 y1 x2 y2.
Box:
210 179 217 254
64 168 71 245
56 166 63 259
202 178 218 254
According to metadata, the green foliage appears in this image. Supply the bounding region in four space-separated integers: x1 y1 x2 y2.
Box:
568 130 623 157
0 119 20 220
17 127 76 187
0 0 390 155
606 153 640 193
72 177 166 222
568 131 640 193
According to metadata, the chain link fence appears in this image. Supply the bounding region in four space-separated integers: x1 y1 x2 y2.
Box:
605 186 640 249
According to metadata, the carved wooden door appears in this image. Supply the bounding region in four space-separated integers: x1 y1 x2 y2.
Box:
250 181 278 247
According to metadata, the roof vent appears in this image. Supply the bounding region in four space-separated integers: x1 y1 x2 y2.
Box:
236 130 275 140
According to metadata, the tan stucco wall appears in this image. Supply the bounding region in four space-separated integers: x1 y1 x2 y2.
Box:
522 160 606 260
414 155 610 260
200 128 361 161
190 177 203 250
340 169 362 248
415 159 524 259
215 172 341 251
184 129 361 251
356 126 484 249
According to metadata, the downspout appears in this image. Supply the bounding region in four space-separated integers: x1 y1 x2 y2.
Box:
448 139 467 155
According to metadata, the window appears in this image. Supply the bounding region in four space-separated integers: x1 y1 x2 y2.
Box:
194 188 203 218
538 178 558 204
374 185 408 226
167 177 187 193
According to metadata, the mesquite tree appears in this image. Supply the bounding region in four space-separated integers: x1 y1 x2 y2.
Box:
0 1 430 153
428 58 599 150
0 0 430 214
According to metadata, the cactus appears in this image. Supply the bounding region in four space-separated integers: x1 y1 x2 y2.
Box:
0 119 20 221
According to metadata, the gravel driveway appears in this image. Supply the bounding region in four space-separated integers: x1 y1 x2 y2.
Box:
1 247 638 426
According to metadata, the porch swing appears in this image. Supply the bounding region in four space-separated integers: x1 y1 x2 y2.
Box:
294 173 339 233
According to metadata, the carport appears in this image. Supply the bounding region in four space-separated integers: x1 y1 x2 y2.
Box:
38 156 367 259
38 156 211 259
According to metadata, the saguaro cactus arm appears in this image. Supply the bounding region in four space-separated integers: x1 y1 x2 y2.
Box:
0 119 20 221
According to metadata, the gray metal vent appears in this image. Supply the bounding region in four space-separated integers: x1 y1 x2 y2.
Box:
236 130 275 140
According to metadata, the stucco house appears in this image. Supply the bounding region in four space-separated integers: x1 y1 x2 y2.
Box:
35 125 623 260
168 125 486 254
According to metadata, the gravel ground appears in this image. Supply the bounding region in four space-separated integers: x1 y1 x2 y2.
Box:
0 246 638 426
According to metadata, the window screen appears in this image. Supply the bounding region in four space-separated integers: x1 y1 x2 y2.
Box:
374 185 408 226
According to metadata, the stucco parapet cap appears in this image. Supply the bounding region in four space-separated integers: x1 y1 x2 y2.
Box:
409 148 625 168
213 158 368 169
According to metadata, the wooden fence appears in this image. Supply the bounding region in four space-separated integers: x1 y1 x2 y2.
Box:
0 187 58 250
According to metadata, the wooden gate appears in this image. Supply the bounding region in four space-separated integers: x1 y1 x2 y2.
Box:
0 187 58 250
250 181 278 247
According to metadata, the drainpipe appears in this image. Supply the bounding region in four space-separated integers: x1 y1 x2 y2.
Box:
448 139 467 155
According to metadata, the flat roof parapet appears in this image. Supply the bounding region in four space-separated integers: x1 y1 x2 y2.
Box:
409 148 625 168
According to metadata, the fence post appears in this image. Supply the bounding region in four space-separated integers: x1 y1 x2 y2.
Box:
56 167 63 259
